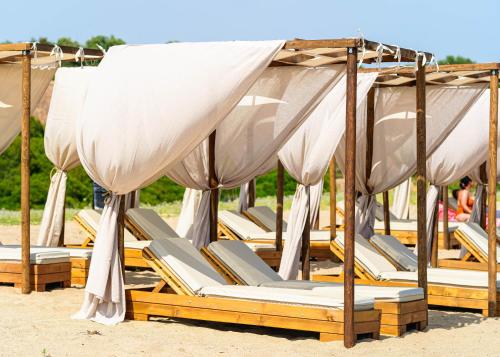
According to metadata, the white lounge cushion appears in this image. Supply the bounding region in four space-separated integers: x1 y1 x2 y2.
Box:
0 247 70 264
370 235 418 271
244 242 276 252
312 285 424 303
246 206 288 231
207 240 281 286
0 245 92 259
456 223 500 262
148 238 226 293
219 210 268 239
77 209 136 242
126 208 180 239
379 268 500 288
124 240 152 250
200 285 374 310
336 234 397 278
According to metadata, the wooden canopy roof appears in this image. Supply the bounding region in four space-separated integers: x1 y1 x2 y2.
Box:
274 38 432 67
0 42 104 65
361 63 500 87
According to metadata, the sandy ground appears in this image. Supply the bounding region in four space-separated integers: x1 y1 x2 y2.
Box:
0 214 499 356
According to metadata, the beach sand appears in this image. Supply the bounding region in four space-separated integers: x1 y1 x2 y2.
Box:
0 218 498 356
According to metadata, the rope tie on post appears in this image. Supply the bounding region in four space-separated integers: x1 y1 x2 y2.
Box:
49 45 64 67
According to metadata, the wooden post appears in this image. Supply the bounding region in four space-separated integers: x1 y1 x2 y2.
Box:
276 160 284 252
57 197 66 247
383 191 391 235
209 131 219 243
416 55 428 308
365 87 377 234
301 186 311 280
442 186 449 250
21 50 31 294
343 46 357 349
487 70 498 317
117 195 126 278
480 162 487 229
329 158 336 241
431 197 439 268
130 190 137 208
248 179 256 208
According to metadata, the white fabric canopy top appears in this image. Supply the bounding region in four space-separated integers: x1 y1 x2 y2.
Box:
0 63 56 155
74 41 285 325
167 64 347 249
37 67 95 247
335 83 486 240
277 72 379 279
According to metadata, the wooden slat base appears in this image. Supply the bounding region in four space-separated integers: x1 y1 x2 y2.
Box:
438 259 500 272
126 288 380 342
0 262 71 292
373 229 459 248
312 274 500 317
376 300 427 336
69 257 89 287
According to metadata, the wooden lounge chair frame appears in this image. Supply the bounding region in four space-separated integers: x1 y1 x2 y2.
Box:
68 256 90 287
218 220 334 261
201 246 426 337
0 261 71 292
126 247 381 342
320 240 500 317
73 214 149 269
438 229 500 272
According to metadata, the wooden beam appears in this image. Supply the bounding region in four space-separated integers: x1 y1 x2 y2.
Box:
21 51 31 295
431 197 439 268
329 158 337 241
301 186 311 280
209 131 219 243
248 179 256 208
360 63 500 75
344 46 358 349
118 195 126 279
442 186 449 250
0 43 32 51
415 56 428 309
365 88 375 184
480 162 487 229
276 160 284 252
284 38 360 50
487 70 498 317
383 191 391 235
57 196 66 247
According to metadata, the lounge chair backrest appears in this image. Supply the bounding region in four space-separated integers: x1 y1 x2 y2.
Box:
127 208 180 239
373 200 397 222
246 206 287 232
369 235 418 271
447 197 458 211
208 240 282 286
336 234 397 278
461 223 500 261
148 238 226 294
219 210 267 239
78 209 136 242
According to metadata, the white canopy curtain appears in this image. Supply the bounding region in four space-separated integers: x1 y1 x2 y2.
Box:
73 41 285 325
176 188 202 237
469 90 500 224
37 67 95 247
0 63 56 155
277 72 379 279
425 87 489 260
335 83 486 239
167 64 347 249
391 178 411 219
238 179 256 212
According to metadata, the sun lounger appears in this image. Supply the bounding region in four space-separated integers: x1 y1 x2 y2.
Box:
124 208 281 268
316 233 500 316
243 206 288 231
126 238 381 342
438 222 500 271
202 240 426 336
73 209 149 268
0 245 92 287
219 210 333 260
0 247 71 291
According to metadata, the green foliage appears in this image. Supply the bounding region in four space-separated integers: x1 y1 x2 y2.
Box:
56 37 81 48
85 35 125 50
438 55 475 65
30 37 53 45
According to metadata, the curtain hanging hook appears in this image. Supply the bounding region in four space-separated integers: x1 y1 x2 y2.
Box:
49 45 64 67
357 29 366 68
75 47 85 68
96 44 107 56
31 42 38 60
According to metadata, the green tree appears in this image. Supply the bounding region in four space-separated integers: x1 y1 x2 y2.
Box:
438 55 475 65
85 35 125 50
30 37 53 45
56 37 80 48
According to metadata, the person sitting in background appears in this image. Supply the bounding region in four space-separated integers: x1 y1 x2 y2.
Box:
455 176 474 222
